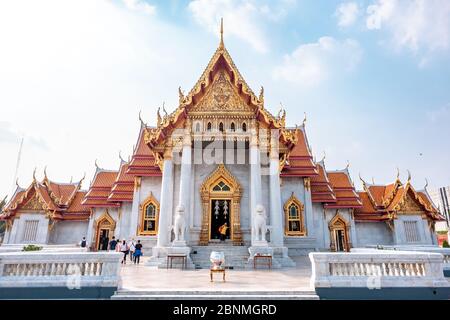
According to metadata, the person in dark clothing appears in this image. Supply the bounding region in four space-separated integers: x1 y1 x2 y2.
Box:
109 236 117 251
133 240 143 264
80 237 87 248
101 236 109 251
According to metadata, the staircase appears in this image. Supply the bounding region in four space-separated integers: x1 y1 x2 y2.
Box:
190 245 250 269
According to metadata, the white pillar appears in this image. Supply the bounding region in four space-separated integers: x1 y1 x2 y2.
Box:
250 131 263 245
156 150 174 248
269 140 284 247
303 178 314 237
128 178 141 239
176 135 192 244
86 214 95 249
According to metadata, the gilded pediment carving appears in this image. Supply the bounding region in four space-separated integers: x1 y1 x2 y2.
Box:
22 194 45 211
397 192 424 213
189 71 254 114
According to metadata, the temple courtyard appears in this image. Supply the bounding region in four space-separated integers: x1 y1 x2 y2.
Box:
115 256 317 299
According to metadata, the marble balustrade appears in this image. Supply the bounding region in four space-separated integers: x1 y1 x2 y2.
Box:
0 251 122 288
310 251 449 288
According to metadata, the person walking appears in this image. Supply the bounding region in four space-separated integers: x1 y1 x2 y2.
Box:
109 236 117 251
128 239 135 260
218 222 228 241
133 240 143 264
119 239 129 264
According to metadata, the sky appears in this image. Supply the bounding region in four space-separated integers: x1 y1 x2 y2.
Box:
0 0 449 199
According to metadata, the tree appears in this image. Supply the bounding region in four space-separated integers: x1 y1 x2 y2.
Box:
0 196 6 242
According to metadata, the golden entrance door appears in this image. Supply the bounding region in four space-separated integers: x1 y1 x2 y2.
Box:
329 213 350 252
199 165 243 246
94 211 116 251
210 199 232 240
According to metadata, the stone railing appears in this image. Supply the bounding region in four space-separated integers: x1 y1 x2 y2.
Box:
353 246 450 273
0 251 122 290
310 251 449 289
0 244 88 253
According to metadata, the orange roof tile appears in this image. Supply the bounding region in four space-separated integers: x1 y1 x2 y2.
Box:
127 126 161 177
311 162 336 203
325 171 362 209
281 128 318 177
109 162 134 202
82 169 120 208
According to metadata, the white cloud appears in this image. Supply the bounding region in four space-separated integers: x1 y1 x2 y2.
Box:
122 0 156 15
0 0 201 196
366 0 450 59
188 0 296 53
273 37 362 88
335 2 360 27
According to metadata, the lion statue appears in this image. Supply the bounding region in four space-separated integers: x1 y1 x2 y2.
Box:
173 205 186 242
253 204 267 242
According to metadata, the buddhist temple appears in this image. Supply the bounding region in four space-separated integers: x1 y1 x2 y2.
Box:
0 23 444 268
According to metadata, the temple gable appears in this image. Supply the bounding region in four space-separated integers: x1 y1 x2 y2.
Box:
189 70 254 115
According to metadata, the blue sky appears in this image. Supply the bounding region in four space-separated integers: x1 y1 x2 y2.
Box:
0 0 449 199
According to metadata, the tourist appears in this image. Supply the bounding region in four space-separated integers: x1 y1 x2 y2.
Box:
133 240 143 264
218 222 228 241
109 236 117 251
119 239 129 264
79 237 87 248
128 239 135 259
101 234 109 251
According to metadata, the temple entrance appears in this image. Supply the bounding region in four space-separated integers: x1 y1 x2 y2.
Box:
94 211 116 251
329 213 350 252
210 199 231 240
199 164 243 246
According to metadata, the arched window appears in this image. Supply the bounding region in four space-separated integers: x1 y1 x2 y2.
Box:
212 181 231 192
230 122 235 132
219 122 224 132
242 122 247 132
207 122 212 131
284 193 306 236
139 194 159 235
195 122 201 132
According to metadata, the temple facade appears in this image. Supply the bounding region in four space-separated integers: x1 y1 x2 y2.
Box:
0 31 444 266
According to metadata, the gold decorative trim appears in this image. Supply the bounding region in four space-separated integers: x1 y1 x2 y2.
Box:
328 211 350 252
199 164 243 246
138 193 159 236
284 192 306 236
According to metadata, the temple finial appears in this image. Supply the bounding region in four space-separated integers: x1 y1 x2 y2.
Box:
219 17 224 48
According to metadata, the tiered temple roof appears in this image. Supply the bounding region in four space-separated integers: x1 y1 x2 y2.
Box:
281 127 318 177
108 160 135 202
325 170 363 209
127 124 161 176
0 171 89 220
355 173 443 221
311 161 336 203
82 166 119 208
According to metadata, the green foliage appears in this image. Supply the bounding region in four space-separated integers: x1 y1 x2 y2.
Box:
443 240 449 248
22 244 43 251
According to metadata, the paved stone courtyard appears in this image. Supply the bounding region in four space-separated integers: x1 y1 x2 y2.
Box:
119 256 313 293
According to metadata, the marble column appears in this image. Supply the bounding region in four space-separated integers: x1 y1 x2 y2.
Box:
303 178 314 238
250 129 263 245
269 139 284 247
86 213 95 248
174 134 192 245
128 177 141 239
155 148 174 249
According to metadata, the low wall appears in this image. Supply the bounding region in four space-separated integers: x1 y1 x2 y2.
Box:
0 251 122 299
0 244 88 253
310 251 450 300
353 245 450 277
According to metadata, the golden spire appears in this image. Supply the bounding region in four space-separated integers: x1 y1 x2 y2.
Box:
219 17 224 49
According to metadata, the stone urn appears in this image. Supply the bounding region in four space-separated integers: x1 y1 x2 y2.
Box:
210 251 225 270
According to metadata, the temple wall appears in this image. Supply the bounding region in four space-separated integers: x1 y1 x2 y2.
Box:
118 202 132 241
50 221 89 245
281 177 319 255
393 215 433 246
355 221 394 246
7 213 49 244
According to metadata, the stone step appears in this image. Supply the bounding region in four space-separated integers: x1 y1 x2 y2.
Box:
190 246 250 269
112 290 319 300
